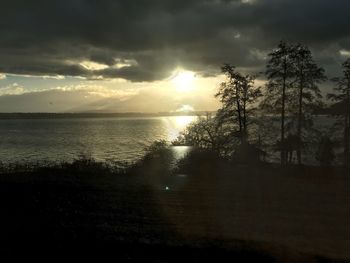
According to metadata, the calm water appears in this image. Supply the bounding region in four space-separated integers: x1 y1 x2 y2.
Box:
0 116 196 164
0 115 337 165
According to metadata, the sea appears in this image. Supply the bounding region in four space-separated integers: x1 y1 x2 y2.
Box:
0 116 196 165
0 114 338 166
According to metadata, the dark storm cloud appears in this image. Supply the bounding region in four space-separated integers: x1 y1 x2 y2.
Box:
0 0 349 81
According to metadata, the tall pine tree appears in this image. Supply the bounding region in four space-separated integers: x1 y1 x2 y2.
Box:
262 41 295 165
328 58 350 166
290 44 326 165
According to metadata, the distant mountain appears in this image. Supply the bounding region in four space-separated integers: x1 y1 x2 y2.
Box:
315 100 350 115
329 99 350 115
0 111 213 119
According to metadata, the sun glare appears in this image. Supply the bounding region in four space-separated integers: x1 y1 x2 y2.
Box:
165 115 196 141
172 70 195 92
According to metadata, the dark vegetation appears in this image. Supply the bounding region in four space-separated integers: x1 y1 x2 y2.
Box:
175 41 350 168
1 153 349 262
0 155 275 261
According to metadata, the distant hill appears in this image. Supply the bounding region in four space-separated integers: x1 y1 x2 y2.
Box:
314 100 350 115
0 111 214 119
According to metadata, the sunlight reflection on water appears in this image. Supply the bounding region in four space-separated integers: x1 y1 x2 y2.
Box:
0 116 197 164
162 116 196 141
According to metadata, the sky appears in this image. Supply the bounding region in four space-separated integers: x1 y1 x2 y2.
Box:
0 0 349 113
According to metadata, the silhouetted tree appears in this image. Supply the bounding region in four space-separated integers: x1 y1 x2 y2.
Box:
215 64 262 144
174 113 233 155
328 58 350 166
261 41 295 165
174 65 261 158
289 44 326 165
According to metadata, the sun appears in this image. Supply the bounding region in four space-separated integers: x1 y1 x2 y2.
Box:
171 70 195 92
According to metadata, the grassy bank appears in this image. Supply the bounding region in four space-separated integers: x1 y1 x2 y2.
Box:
0 150 349 262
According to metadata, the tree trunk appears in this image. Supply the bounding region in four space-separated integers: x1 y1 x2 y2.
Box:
297 75 303 165
345 84 350 166
242 98 247 143
281 62 287 166
344 114 349 163
236 93 243 144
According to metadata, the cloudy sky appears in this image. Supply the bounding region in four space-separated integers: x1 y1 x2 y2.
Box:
0 0 349 112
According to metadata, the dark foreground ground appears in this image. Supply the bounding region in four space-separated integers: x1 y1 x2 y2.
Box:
0 152 349 262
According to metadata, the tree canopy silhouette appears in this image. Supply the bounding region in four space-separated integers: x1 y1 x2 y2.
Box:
215 64 262 144
261 41 295 165
175 64 262 160
289 43 326 165
261 41 325 165
328 58 350 166
173 41 350 167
